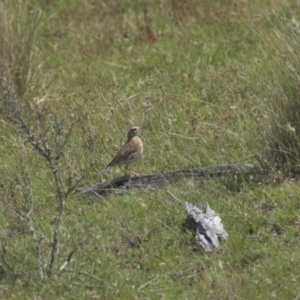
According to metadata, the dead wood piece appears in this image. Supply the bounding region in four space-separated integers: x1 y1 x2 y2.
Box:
185 202 228 252
77 163 265 197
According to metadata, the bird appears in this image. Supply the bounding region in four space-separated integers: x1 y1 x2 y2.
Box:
101 126 143 175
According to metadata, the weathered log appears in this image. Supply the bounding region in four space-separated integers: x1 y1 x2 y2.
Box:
185 202 228 252
77 163 266 197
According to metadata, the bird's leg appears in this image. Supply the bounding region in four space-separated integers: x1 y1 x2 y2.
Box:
119 165 129 176
125 164 138 177
130 165 143 178
123 164 140 177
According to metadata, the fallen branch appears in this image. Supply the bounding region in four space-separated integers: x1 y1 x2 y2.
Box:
77 163 266 197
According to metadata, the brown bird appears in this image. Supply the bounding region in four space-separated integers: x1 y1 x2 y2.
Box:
102 126 143 175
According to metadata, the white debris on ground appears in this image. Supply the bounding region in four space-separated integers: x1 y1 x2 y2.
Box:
185 202 228 252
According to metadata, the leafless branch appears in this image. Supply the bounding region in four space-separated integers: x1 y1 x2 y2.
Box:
12 171 45 282
1 76 93 278
59 247 78 272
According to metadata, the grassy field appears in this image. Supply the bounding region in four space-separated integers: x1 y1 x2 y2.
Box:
1 0 300 299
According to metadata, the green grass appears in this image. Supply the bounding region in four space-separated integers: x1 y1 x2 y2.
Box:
1 0 300 299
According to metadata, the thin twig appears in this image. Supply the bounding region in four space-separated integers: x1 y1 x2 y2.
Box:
167 132 199 140
13 171 45 281
65 270 113 289
138 276 159 290
25 171 45 281
49 171 65 274
0 242 13 271
154 218 172 230
59 247 78 272
166 190 182 203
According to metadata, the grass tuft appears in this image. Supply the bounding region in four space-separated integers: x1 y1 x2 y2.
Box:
256 12 300 176
0 0 43 98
